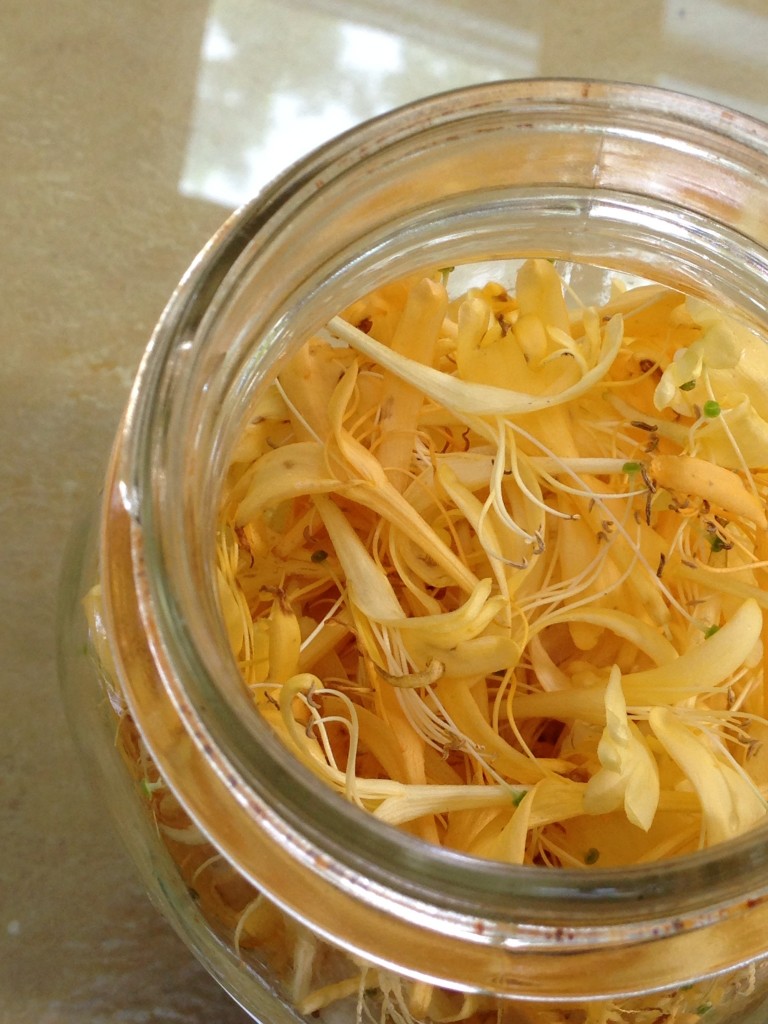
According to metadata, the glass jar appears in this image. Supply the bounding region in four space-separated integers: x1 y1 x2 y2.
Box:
58 79 768 1024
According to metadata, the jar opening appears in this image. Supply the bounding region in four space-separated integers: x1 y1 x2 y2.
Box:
105 79 768 999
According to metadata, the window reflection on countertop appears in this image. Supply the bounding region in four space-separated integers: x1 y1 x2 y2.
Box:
179 0 536 207
179 0 768 210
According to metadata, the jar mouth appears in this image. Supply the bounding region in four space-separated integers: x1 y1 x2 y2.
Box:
111 78 768 990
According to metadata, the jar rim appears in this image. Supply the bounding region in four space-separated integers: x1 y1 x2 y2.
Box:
104 78 768 997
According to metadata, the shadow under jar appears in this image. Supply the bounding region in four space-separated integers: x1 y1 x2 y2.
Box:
59 80 768 1024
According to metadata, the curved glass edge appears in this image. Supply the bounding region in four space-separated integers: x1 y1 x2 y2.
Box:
56 486 309 1024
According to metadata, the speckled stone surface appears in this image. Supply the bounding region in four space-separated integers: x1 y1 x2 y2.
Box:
4 1 768 1020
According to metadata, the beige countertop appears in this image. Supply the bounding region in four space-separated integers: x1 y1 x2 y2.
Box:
4 1 768 1021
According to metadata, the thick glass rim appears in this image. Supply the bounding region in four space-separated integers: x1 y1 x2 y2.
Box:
111 78 768 985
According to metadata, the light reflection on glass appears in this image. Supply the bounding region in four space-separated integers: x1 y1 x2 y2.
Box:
179 0 537 208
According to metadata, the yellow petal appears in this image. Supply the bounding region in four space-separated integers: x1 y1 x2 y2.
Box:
583 666 660 831
649 707 766 845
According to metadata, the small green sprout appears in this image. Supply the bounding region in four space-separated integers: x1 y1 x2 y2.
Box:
703 400 721 418
679 379 696 391
622 461 643 474
584 847 600 865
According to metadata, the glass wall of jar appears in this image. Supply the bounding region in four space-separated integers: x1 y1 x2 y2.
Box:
59 80 768 1024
